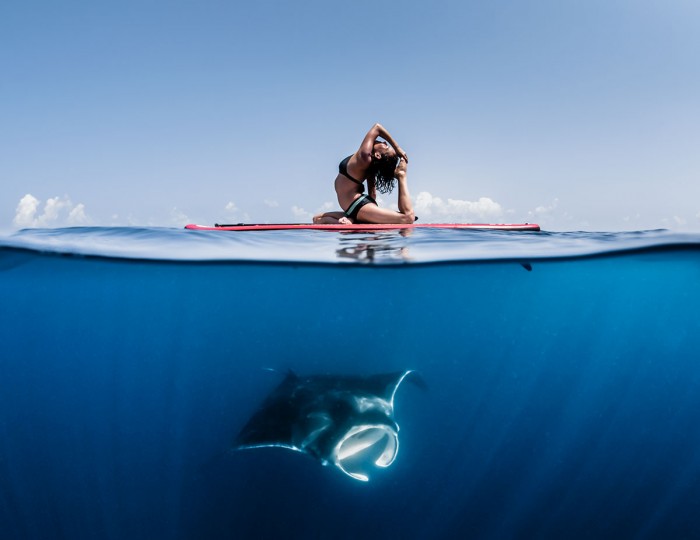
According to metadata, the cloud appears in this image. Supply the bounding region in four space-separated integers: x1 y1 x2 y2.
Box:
224 201 250 223
526 198 580 230
264 199 279 208
414 191 504 222
291 202 334 222
661 215 688 228
13 194 91 229
13 194 41 228
67 204 89 225
41 196 70 223
169 207 190 227
291 205 311 220
528 198 559 218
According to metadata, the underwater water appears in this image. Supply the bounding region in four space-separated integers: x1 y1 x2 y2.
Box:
1 227 700 539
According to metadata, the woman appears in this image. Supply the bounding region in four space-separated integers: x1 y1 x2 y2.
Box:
313 123 415 225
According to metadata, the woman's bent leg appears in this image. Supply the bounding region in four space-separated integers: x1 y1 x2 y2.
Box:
355 178 415 224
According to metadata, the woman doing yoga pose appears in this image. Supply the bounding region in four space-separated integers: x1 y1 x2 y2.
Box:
313 123 415 225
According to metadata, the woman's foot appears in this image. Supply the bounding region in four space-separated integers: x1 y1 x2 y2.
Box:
313 212 353 224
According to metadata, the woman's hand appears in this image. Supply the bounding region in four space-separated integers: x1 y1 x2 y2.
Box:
395 147 408 163
395 158 408 180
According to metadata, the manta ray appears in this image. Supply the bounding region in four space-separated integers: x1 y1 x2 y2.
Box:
234 370 419 482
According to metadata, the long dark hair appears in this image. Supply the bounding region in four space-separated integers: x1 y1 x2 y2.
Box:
369 154 399 194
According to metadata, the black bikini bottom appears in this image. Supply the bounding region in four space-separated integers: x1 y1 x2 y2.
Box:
344 194 376 221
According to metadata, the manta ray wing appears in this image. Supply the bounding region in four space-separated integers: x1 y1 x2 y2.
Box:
302 371 417 404
234 371 302 450
360 370 418 407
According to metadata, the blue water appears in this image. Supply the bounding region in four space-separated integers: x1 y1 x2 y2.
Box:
1 227 700 539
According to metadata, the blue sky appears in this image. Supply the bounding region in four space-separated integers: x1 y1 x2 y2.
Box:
2 0 699 232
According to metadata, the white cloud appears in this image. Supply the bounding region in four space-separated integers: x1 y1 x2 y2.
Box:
13 194 41 228
530 198 559 217
414 191 504 222
13 194 91 229
67 203 89 225
264 199 279 208
660 215 689 229
169 207 190 227
223 201 250 223
526 198 579 230
290 202 335 222
41 196 70 223
291 205 311 220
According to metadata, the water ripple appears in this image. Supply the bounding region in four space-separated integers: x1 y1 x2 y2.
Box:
1 226 699 264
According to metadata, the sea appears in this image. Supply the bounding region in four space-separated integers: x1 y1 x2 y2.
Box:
1 226 699 539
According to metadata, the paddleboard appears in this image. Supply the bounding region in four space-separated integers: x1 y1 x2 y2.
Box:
185 223 541 232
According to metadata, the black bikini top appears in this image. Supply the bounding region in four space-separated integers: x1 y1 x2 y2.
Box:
338 155 363 185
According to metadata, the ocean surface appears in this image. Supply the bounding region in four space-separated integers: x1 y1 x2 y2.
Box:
1 226 700 539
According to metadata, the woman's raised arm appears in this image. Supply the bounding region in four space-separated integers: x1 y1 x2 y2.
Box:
356 123 408 164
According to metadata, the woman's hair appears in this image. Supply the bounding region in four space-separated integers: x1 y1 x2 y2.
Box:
369 154 399 194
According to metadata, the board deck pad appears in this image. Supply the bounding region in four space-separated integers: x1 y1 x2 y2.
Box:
185 223 541 232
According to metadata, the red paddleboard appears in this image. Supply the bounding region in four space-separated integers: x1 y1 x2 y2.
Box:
185 223 540 232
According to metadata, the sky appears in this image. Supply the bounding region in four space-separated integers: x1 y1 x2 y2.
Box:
2 0 699 232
